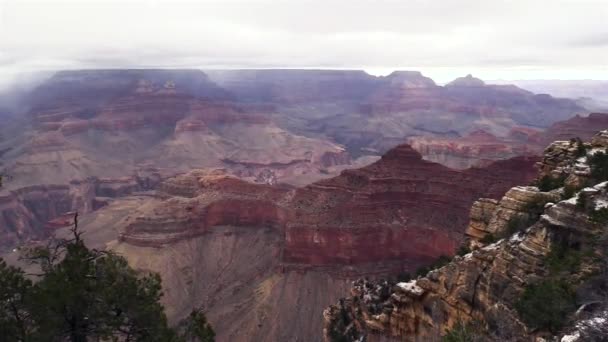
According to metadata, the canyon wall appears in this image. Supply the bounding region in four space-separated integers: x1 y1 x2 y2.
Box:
323 131 608 342
47 143 538 342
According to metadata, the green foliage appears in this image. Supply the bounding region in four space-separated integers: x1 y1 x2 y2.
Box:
415 255 452 277
589 149 608 181
0 259 34 341
456 245 471 257
577 144 588 158
544 243 583 276
577 192 588 209
505 216 530 236
590 207 608 224
562 184 578 200
515 279 576 332
443 320 486 342
570 137 587 158
180 309 215 342
479 233 497 244
327 300 360 342
0 227 214 342
396 271 412 282
537 175 566 192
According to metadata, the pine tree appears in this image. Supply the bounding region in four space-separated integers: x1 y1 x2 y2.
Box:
0 216 214 342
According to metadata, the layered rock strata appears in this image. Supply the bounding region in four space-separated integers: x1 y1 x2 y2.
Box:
117 145 539 269
0 173 161 251
323 131 608 342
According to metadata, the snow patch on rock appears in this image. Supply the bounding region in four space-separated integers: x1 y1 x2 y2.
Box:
396 280 424 296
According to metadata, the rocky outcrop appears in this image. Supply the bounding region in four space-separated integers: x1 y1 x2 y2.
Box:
464 186 559 247
323 131 608 342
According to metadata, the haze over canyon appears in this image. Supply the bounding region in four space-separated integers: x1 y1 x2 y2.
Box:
1 0 608 341
0 66 607 341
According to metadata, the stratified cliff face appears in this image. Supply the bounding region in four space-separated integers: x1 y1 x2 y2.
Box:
283 145 539 266
1 69 587 193
48 143 539 342
0 173 162 251
116 145 538 267
407 129 542 169
543 113 608 145
0 70 352 189
205 70 583 158
403 113 608 170
323 131 608 342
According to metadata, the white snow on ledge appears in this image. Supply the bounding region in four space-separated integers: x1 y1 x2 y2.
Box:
594 181 608 190
396 280 424 296
510 232 524 243
482 239 503 251
589 148 607 156
595 199 608 210
560 313 607 342
561 333 579 342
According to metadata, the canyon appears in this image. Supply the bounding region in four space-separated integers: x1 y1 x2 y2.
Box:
0 69 605 341
0 70 587 190
324 131 608 342
35 143 538 342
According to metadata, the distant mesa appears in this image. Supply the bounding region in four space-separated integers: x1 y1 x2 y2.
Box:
447 74 486 87
385 70 437 88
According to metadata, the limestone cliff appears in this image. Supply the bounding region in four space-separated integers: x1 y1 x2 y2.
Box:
324 131 608 341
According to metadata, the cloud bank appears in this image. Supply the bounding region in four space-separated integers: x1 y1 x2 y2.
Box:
0 0 607 84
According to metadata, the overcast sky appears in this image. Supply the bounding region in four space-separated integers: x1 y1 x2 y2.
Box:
1 0 607 86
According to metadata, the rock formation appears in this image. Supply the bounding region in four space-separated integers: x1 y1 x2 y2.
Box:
0 69 588 195
323 131 608 342
116 145 538 266
205 69 583 157
33 143 538 342
543 113 608 145
407 129 542 169
0 173 161 251
0 70 352 189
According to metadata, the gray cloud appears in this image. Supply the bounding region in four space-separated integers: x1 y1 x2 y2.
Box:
0 0 607 85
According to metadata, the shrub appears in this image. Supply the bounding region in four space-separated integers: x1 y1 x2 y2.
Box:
0 225 215 342
544 243 582 275
590 207 608 224
537 175 566 192
443 320 486 342
589 149 608 182
456 245 471 257
562 184 578 199
396 272 412 282
415 255 452 277
577 191 588 210
571 137 587 158
515 279 576 332
479 233 497 244
505 216 531 236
